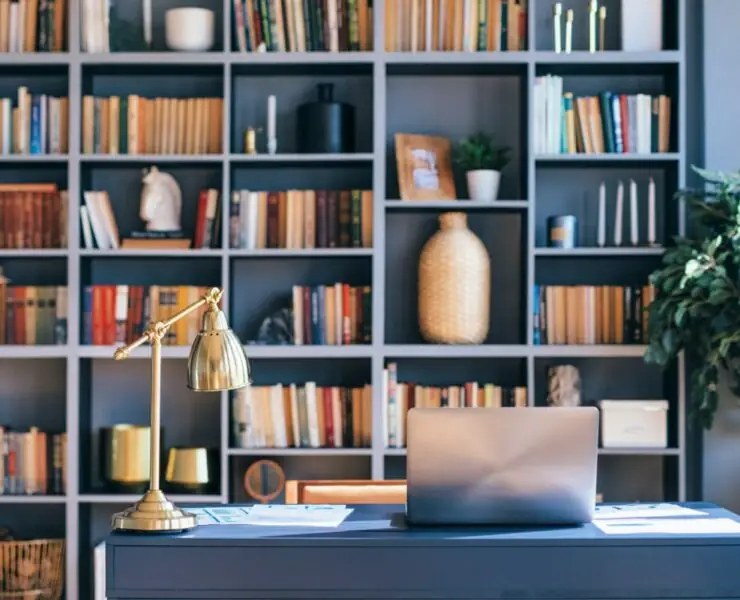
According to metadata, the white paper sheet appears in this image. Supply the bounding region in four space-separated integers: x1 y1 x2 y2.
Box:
594 503 706 520
189 505 353 527
595 518 740 536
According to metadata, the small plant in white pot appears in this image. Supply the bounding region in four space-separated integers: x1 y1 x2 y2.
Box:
455 133 511 202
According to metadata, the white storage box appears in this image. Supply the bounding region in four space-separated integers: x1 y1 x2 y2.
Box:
598 399 668 449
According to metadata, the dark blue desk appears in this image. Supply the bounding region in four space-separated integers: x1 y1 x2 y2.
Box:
106 503 740 599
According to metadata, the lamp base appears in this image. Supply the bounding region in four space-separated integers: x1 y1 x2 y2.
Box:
111 489 197 533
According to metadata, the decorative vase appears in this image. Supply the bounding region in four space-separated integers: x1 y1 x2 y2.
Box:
418 212 490 344
296 83 356 154
466 169 501 202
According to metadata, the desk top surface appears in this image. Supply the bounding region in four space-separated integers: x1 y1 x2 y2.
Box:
107 502 740 548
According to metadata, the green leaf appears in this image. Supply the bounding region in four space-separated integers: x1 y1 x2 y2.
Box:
707 235 722 256
674 303 687 327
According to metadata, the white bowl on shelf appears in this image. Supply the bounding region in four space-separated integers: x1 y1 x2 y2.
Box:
165 7 215 52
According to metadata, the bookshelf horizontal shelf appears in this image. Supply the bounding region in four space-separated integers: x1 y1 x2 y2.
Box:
227 448 373 456
0 346 68 359
385 448 681 456
77 494 223 504
385 200 528 210
229 153 374 163
245 345 374 359
534 51 682 65
0 495 67 503
0 250 69 257
81 52 228 65
230 249 373 257
384 345 529 358
230 51 375 65
534 247 665 257
0 53 71 65
79 249 223 258
0 154 68 162
532 345 649 358
535 153 681 163
79 154 222 164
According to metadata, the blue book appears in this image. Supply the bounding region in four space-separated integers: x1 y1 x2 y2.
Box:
29 95 42 155
532 285 541 345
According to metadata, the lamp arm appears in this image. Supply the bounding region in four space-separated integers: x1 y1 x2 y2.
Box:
113 287 224 360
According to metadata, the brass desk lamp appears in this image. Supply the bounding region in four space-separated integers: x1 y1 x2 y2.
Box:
110 287 250 533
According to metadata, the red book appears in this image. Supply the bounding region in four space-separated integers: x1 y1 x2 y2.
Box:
342 284 351 344
193 190 208 248
323 387 334 447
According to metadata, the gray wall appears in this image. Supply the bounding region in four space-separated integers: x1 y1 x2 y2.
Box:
700 0 740 512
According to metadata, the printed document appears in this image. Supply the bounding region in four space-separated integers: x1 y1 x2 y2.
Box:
595 518 740 535
594 503 706 520
188 505 353 527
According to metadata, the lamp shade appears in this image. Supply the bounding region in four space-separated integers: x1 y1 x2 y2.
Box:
187 308 250 391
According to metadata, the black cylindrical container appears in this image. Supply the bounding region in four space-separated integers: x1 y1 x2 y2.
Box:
296 83 355 153
547 215 578 248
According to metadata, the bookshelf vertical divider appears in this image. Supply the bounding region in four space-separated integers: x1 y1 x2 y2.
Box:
0 1 691 598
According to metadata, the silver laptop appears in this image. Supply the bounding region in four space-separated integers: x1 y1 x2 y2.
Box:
406 407 599 526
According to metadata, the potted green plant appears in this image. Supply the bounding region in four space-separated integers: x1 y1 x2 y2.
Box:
645 167 740 429
455 133 511 202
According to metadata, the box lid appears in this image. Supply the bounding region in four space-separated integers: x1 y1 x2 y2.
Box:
598 399 669 411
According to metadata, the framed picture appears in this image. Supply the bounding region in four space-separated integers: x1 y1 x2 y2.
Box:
395 134 456 201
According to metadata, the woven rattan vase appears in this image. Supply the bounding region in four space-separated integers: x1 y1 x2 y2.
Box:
418 212 490 344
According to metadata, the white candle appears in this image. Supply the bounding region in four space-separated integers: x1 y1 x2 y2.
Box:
630 179 638 246
614 181 623 246
597 182 606 247
648 178 656 245
143 0 152 48
267 95 277 154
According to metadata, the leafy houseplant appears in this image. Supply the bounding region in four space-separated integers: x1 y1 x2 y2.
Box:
455 133 512 202
645 167 740 429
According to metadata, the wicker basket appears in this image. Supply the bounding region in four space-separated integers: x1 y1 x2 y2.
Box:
418 212 490 344
0 539 64 600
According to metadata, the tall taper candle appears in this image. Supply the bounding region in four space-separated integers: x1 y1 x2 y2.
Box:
553 3 563 53
648 178 657 245
588 0 598 53
629 179 639 246
614 180 624 246
599 6 606 51
565 9 574 53
267 95 277 155
597 182 606 247
143 0 153 48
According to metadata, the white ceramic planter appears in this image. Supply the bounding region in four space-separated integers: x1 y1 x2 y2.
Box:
165 8 215 52
466 169 501 202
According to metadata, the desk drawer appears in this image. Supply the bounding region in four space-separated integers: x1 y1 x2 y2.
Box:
108 544 740 599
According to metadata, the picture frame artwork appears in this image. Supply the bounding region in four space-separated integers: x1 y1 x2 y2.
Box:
395 133 456 201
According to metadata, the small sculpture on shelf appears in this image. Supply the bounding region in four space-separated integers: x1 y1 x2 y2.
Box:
547 365 582 407
255 307 294 345
140 167 182 232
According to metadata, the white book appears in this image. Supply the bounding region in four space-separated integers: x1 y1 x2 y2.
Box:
382 368 389 448
83 191 110 248
8 2 17 52
1 99 11 154
305 382 320 448
270 384 287 448
80 206 94 249
94 542 106 600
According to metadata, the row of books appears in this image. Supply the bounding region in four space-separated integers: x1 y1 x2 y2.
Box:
532 284 657 346
292 284 371 346
383 363 527 448
233 0 373 53
0 0 66 53
82 285 213 346
229 189 373 250
80 189 221 251
534 75 672 155
385 0 526 52
0 427 67 495
232 384 372 449
82 95 224 156
0 281 68 345
0 88 69 155
0 183 68 249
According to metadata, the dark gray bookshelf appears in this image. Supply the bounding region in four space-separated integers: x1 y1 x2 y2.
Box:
0 1 690 599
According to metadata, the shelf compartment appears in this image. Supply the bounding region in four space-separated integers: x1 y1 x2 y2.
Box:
0 503 65 538
533 356 678 447
78 357 222 495
229 255 372 345
94 0 225 53
80 163 223 249
534 163 678 248
386 210 526 345
230 163 372 192
0 359 66 432
533 0 679 52
385 68 527 200
230 65 373 154
598 454 679 502
229 454 371 503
